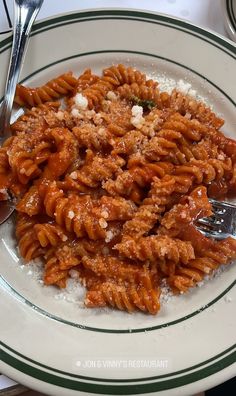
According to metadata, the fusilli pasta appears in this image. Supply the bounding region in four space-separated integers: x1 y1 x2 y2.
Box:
0 64 234 315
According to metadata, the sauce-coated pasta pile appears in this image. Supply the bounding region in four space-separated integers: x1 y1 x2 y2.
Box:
0 64 236 314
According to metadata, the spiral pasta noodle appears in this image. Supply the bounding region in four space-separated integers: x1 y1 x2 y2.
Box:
42 182 136 240
103 162 173 199
164 137 220 165
0 137 13 174
103 64 147 86
14 72 78 107
34 223 69 247
63 152 125 192
116 235 195 264
72 125 111 150
11 101 61 135
82 256 158 288
159 186 213 237
169 89 224 129
44 254 72 288
0 63 234 315
85 281 161 314
123 175 176 238
168 228 236 293
16 214 44 261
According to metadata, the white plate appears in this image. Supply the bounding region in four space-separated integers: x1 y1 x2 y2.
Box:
222 0 236 42
0 9 235 396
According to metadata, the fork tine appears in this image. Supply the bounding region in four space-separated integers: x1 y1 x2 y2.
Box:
209 198 236 214
196 199 236 239
196 227 226 240
197 216 224 226
197 217 216 227
210 205 226 215
196 221 218 232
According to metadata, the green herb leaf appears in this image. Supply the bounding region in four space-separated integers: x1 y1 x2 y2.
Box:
131 96 156 110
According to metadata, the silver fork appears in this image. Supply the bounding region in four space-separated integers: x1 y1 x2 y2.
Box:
197 199 236 239
0 0 44 137
0 0 44 225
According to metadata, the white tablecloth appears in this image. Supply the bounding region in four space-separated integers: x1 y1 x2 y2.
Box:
0 0 231 393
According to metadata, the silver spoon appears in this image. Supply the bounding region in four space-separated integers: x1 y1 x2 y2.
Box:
0 0 44 224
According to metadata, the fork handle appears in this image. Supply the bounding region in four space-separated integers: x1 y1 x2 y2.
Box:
0 0 44 139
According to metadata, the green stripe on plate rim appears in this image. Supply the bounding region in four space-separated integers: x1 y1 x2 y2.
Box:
1 275 235 334
0 10 235 57
0 342 235 393
0 48 235 332
1 342 235 384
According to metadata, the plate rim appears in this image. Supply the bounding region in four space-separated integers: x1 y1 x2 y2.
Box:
1 342 236 394
222 0 236 42
0 8 235 54
0 7 236 396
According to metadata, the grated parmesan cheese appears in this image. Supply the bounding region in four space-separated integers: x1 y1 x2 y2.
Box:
105 230 114 243
131 105 144 129
160 246 168 256
107 91 117 101
74 93 88 110
71 108 80 118
176 79 192 95
101 210 109 219
69 269 80 279
93 113 103 125
56 111 65 121
68 210 75 219
155 75 177 94
70 171 77 180
99 218 108 229
98 128 106 136
85 110 96 119
154 75 201 100
160 280 173 305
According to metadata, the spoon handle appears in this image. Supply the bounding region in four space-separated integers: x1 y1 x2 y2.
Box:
0 0 44 138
